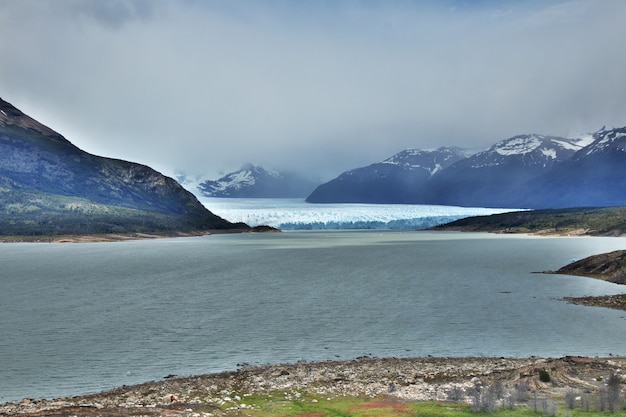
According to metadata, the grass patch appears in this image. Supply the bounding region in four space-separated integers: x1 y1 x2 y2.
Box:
206 391 626 417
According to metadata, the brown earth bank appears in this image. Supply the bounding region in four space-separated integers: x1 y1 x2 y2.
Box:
0 226 280 243
550 250 626 285
2 356 625 417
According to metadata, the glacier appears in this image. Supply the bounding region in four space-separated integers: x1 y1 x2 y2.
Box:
200 198 518 230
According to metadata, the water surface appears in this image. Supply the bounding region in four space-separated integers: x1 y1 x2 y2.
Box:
1 231 625 403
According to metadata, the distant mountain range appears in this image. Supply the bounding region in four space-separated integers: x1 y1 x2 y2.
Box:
306 147 471 203
307 129 626 209
4 92 625 236
196 164 320 198
0 97 249 236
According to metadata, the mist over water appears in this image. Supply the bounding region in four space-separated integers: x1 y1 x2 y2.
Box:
2 229 626 403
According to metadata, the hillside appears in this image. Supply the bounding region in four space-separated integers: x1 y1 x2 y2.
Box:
306 147 469 203
0 97 249 237
553 250 626 285
429 206 626 236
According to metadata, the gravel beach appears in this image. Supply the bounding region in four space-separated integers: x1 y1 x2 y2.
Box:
2 356 624 417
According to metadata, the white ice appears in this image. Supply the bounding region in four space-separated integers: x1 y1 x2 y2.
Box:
201 198 518 230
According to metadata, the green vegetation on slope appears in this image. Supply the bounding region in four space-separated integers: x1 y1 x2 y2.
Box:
430 206 626 236
0 184 245 237
243 396 624 417
0 98 245 236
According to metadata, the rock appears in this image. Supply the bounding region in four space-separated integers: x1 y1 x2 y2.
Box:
3 356 626 416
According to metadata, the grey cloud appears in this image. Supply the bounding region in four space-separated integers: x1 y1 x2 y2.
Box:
69 0 157 28
1 0 625 181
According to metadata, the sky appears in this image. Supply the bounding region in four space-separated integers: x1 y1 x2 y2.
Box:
1 0 625 181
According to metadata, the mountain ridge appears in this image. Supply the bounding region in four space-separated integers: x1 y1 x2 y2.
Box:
306 146 470 203
0 97 250 236
307 128 626 209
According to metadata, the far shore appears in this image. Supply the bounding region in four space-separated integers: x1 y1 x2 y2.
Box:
0 226 280 243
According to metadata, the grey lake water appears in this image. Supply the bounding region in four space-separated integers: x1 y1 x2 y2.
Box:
2 230 626 403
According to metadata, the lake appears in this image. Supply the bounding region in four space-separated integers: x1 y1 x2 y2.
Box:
1 229 625 403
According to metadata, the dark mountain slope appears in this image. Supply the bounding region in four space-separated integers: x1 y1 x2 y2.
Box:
306 147 469 203
419 134 590 208
517 127 626 208
0 97 244 236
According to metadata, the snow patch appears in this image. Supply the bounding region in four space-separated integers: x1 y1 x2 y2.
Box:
224 170 256 190
585 129 626 155
0 109 6 116
430 164 443 175
551 139 582 151
494 136 542 156
598 131 626 145
573 134 595 148
540 148 557 159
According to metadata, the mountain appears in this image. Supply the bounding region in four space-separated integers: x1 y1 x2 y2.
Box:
198 163 319 198
0 97 247 236
305 131 626 209
517 126 626 208
419 134 593 207
306 147 471 203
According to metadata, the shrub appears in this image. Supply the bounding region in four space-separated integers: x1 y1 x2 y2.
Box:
514 382 530 402
538 369 551 383
446 386 464 402
564 389 577 409
607 373 621 413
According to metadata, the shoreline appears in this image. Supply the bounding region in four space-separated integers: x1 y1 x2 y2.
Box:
0 226 279 243
2 356 625 416
564 293 626 311
0 231 217 244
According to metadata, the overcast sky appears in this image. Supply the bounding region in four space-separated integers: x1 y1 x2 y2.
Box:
1 0 625 181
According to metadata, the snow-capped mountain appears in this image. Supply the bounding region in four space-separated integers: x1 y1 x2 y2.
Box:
419 134 591 207
517 126 626 208
306 147 471 203
198 163 319 198
463 134 592 168
305 130 626 209
579 126 626 156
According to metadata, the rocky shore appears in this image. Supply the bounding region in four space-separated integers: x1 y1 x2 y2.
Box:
543 249 626 312
2 356 624 417
564 293 626 311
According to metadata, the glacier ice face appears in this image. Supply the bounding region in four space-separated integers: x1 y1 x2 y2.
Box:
201 198 517 230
